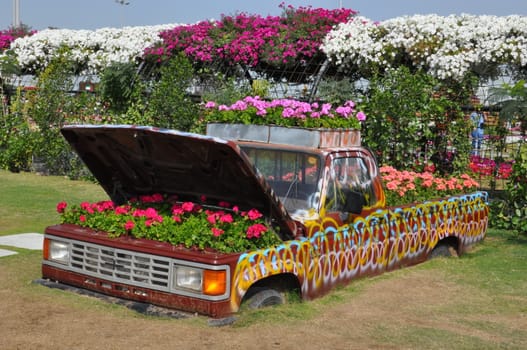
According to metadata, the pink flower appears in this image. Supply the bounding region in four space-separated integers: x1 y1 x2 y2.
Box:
144 207 159 219
80 202 94 214
115 206 128 215
220 214 233 223
386 181 399 191
246 223 268 239
56 201 67 214
181 202 195 212
151 193 164 202
422 180 433 188
207 213 217 224
132 209 145 217
124 221 135 230
356 111 366 121
172 205 184 216
335 106 352 118
247 209 263 220
211 227 224 237
79 215 86 222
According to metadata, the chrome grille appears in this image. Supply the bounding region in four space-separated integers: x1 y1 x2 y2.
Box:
69 241 171 291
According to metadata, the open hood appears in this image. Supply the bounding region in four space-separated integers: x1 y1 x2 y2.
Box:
61 125 296 240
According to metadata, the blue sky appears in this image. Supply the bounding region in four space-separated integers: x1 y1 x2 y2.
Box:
1 0 527 31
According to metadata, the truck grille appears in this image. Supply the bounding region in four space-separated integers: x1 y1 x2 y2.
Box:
69 241 172 292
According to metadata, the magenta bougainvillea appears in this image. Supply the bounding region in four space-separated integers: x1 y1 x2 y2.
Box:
0 26 36 52
144 4 356 70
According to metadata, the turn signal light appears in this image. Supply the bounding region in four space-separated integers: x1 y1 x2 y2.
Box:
203 270 227 296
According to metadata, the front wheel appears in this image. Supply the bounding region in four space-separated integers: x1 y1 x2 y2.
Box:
245 288 285 309
429 244 458 259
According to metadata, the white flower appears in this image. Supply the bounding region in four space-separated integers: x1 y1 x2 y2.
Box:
9 24 182 73
322 14 527 81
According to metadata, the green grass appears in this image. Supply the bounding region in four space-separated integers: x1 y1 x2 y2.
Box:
0 170 107 235
1 171 527 348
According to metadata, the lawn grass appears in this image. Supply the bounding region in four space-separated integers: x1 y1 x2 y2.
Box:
1 170 526 348
0 170 107 235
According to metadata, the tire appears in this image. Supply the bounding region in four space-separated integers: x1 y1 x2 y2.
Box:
429 244 458 259
245 288 285 309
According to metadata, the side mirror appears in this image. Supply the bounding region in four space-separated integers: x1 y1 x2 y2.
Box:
342 189 365 214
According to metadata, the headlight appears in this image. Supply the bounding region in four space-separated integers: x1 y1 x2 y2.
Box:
173 265 227 296
174 266 203 292
44 239 70 265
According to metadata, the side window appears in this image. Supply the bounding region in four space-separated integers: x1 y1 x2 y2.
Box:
325 157 377 211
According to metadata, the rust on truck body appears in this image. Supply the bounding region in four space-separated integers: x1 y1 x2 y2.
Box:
42 124 489 318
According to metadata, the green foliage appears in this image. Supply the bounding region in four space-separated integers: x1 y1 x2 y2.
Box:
316 78 363 105
251 79 269 98
143 53 200 131
490 143 527 235
0 123 36 172
26 50 75 133
0 50 22 76
362 67 470 173
98 62 137 114
0 88 36 172
22 51 92 179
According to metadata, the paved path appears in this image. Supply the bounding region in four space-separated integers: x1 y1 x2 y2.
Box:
0 233 43 257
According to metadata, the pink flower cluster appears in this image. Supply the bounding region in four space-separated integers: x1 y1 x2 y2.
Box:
57 194 275 252
144 5 356 68
380 165 480 205
469 155 513 179
204 96 365 129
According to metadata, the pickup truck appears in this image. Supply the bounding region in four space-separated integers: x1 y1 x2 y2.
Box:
41 124 489 318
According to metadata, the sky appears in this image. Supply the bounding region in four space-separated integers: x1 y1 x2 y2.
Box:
1 0 527 31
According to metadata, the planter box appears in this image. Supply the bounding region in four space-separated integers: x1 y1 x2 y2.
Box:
206 123 360 148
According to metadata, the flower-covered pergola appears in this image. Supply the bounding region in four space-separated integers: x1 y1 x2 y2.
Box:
2 10 526 94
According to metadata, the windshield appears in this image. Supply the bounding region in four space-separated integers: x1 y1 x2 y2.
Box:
241 146 322 218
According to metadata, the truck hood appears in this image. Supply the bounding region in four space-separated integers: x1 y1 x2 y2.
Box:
61 124 296 240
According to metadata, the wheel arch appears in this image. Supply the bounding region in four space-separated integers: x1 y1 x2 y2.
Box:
429 235 460 259
241 273 302 304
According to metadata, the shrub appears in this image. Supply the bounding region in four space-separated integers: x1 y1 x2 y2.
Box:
490 143 527 234
380 165 480 206
362 66 471 174
99 62 137 115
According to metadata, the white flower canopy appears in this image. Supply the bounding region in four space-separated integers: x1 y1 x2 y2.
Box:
3 14 527 83
321 14 527 81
